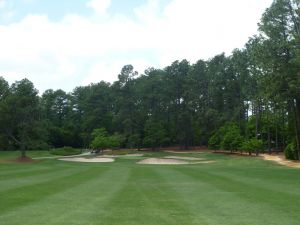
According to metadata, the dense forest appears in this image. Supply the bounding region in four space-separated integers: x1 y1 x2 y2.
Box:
0 0 300 159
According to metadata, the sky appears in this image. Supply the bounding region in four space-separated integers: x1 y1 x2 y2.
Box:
0 0 273 93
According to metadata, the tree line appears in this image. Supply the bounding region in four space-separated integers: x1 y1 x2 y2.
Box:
0 0 299 159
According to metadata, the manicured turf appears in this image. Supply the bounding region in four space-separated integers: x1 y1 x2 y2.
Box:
1 151 300 225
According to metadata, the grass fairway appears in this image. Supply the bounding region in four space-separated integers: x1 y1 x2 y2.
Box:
1 151 300 225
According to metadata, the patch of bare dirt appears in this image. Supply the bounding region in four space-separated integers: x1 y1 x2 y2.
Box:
14 156 35 163
261 154 300 168
58 157 114 163
212 150 258 157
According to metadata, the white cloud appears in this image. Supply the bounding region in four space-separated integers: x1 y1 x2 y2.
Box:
0 0 5 8
0 0 273 92
86 0 111 14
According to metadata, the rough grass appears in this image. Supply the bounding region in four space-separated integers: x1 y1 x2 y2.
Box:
0 151 300 225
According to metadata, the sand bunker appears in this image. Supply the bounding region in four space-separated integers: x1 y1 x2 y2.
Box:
59 157 114 163
164 156 202 161
137 158 189 165
261 154 300 168
137 157 215 165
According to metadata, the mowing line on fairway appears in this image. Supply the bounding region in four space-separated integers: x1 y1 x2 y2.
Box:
0 164 131 225
0 166 85 192
0 165 109 215
0 165 73 182
166 165 300 225
99 165 204 225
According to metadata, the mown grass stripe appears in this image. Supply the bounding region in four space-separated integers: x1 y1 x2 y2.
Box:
0 165 109 215
0 164 130 225
99 164 205 225
0 167 82 192
167 165 300 225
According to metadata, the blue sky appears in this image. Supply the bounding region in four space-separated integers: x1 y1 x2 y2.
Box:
0 0 273 93
0 0 171 23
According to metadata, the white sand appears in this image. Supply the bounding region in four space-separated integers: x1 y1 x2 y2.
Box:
137 157 216 165
58 157 114 163
137 158 190 165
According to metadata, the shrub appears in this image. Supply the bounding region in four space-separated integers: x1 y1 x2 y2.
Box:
218 124 243 151
108 134 125 149
208 123 243 151
241 138 263 155
208 133 220 150
221 130 243 152
50 146 81 156
90 128 108 150
284 142 299 160
90 128 125 150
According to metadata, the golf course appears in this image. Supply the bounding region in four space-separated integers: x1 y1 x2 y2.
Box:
1 150 300 225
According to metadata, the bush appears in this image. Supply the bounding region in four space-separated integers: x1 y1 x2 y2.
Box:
217 124 243 151
208 133 220 150
90 128 108 150
284 142 299 160
108 134 125 149
50 146 81 156
241 138 263 155
221 130 243 151
208 123 243 151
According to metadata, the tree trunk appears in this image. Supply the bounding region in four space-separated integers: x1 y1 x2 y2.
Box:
268 129 271 154
282 108 286 148
294 99 300 159
20 142 26 158
255 100 260 139
275 125 279 153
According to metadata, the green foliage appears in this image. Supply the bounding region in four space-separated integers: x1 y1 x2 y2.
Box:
0 78 43 156
50 146 81 156
220 127 243 151
208 133 221 150
209 123 243 151
284 142 299 160
143 120 167 150
90 128 108 150
127 134 141 149
109 134 125 149
241 138 263 155
90 128 124 150
1 1 300 154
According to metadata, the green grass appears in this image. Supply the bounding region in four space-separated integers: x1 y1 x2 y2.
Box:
50 147 82 156
0 151 300 225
